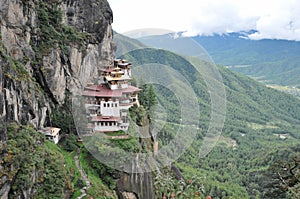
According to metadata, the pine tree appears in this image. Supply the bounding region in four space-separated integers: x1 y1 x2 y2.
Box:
147 84 157 109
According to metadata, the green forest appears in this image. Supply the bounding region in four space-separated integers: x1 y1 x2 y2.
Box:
116 45 300 198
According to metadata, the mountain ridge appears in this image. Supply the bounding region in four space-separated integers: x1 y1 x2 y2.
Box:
136 30 300 87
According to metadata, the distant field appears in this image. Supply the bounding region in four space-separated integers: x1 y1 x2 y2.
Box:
266 84 300 98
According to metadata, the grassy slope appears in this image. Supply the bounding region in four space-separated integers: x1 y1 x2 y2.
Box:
78 147 117 199
43 140 117 199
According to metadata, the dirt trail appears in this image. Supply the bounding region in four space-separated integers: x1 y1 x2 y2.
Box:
74 148 91 199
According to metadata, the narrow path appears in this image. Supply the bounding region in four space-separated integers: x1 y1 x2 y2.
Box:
74 148 91 199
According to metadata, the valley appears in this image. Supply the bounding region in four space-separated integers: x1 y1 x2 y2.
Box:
113 35 300 197
1 0 300 198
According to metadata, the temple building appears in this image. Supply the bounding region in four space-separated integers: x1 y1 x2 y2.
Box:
82 59 141 133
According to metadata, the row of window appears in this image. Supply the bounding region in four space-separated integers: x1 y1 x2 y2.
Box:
97 121 117 126
85 97 118 102
103 102 118 108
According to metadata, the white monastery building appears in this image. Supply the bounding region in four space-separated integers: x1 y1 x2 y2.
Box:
82 59 141 133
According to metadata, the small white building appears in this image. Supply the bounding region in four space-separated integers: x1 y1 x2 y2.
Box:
39 127 61 144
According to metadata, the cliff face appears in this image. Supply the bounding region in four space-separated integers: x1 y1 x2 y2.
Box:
0 1 157 198
0 0 114 198
117 172 155 199
0 0 114 129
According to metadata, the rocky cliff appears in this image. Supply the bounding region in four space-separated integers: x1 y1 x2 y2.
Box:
0 0 114 198
0 1 160 198
0 0 115 130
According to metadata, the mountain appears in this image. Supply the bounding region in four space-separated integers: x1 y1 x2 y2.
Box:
136 31 300 87
0 0 117 198
113 31 148 57
1 0 300 198
114 33 300 198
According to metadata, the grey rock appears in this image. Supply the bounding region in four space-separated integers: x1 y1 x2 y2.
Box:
0 0 114 128
0 0 114 198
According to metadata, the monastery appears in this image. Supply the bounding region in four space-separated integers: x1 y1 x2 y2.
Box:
82 59 141 134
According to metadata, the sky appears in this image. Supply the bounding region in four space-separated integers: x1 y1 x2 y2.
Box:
107 0 300 40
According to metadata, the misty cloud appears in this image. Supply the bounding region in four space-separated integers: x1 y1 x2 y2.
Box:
108 0 300 41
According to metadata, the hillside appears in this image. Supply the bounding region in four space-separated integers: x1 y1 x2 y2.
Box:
1 0 300 198
114 34 300 198
137 31 300 87
114 31 148 57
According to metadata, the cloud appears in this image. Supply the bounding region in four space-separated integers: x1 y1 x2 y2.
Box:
108 0 300 40
181 1 259 36
248 0 300 40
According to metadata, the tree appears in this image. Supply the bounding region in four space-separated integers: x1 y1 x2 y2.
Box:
148 84 157 110
264 156 300 198
138 83 157 110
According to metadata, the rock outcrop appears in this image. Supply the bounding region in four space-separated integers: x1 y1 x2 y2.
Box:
0 0 114 130
116 172 155 199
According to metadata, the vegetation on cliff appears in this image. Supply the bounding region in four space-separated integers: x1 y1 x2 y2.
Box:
0 124 70 198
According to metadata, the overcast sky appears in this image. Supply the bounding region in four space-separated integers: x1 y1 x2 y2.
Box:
108 0 300 40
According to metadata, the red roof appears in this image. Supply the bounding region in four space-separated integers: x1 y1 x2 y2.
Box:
82 90 122 98
91 116 121 122
83 84 123 97
122 86 142 93
83 84 141 97
85 84 107 91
